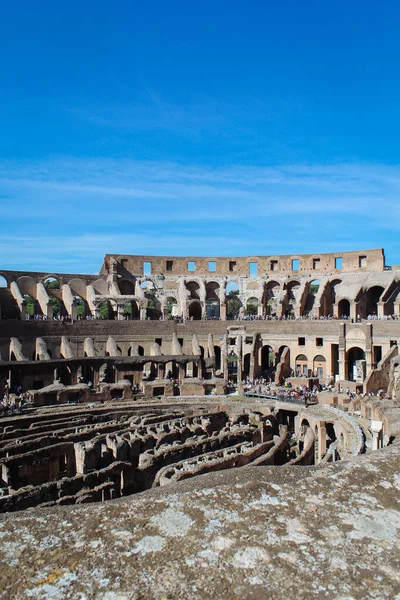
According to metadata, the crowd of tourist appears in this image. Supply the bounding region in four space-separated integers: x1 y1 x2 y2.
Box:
242 377 319 405
0 384 30 414
4 312 396 323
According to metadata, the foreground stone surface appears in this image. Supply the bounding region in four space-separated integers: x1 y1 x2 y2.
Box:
1 443 400 600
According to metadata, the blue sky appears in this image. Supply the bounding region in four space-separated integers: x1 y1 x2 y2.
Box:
0 1 399 273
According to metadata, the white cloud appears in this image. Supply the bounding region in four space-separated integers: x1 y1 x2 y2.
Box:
0 158 399 271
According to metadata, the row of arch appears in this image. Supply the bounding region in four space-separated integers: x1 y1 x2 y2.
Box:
2 273 399 320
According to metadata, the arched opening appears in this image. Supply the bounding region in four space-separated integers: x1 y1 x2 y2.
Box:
295 354 309 377
303 280 320 316
186 281 200 300
122 300 140 320
167 297 178 318
206 298 220 319
346 347 366 382
23 294 36 317
77 364 94 385
246 297 259 316
140 282 161 320
143 361 157 381
205 282 220 319
261 345 274 375
73 295 87 318
365 286 385 318
119 280 135 295
49 296 62 318
165 361 179 380
189 300 202 320
99 363 115 384
321 279 342 316
338 299 350 319
284 281 300 317
243 353 251 378
58 365 72 386
264 281 280 316
98 300 115 320
226 282 242 319
0 275 8 288
185 361 199 378
43 277 60 290
313 355 326 378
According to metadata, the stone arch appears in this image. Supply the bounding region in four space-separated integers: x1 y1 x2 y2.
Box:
246 296 259 316
303 280 321 316
186 281 200 300
92 279 108 295
189 300 202 320
77 364 94 384
295 354 309 376
143 361 157 381
68 278 87 299
185 361 199 378
58 365 72 386
338 298 350 318
205 282 220 319
23 294 36 317
43 276 61 290
313 354 326 378
226 282 242 319
99 363 115 383
263 281 281 316
284 280 301 316
261 345 274 373
321 279 342 316
0 274 9 288
346 347 366 382
364 286 385 317
98 299 115 320
17 276 37 298
167 296 178 317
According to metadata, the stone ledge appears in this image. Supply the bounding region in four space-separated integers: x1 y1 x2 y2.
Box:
0 442 399 599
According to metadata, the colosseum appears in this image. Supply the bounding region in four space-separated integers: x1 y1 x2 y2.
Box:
0 247 399 599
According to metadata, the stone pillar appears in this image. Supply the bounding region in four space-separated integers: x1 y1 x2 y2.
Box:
333 303 339 318
317 425 327 463
117 303 125 320
70 366 79 385
257 304 263 317
338 348 346 381
220 304 226 321
197 359 203 379
93 367 100 388
140 307 147 320
157 363 164 380
350 301 357 322
179 364 185 382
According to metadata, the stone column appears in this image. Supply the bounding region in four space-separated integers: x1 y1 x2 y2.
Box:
140 307 147 321
117 303 125 320
220 304 226 321
333 303 339 318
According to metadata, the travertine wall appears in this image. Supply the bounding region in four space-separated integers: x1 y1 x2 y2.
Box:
101 248 385 276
